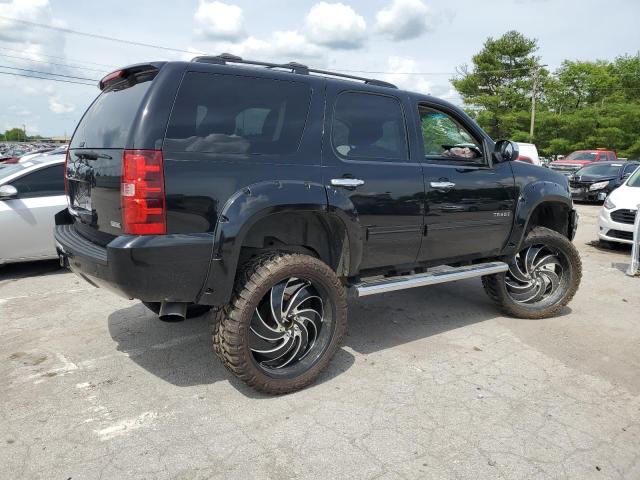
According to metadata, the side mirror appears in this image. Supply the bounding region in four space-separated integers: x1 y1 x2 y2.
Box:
622 173 631 180
0 184 18 199
493 140 519 163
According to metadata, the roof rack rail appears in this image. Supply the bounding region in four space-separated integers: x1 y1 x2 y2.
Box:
191 53 397 89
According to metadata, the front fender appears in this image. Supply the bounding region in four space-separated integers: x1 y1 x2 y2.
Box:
503 180 573 255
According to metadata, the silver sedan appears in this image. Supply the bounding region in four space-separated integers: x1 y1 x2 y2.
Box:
0 156 66 265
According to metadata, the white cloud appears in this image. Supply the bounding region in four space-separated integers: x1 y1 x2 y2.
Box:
48 96 75 114
0 0 52 43
304 2 367 49
206 30 325 62
0 0 68 77
194 1 244 41
375 0 434 41
0 0 64 48
271 30 324 59
383 56 431 94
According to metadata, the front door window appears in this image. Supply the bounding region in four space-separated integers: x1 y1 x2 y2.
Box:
420 107 484 164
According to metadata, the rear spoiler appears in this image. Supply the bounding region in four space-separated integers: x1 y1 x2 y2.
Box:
99 62 166 90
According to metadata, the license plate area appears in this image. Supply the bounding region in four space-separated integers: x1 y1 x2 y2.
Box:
570 187 584 195
70 181 92 212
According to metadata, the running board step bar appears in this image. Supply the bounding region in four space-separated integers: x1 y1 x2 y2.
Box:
348 261 508 298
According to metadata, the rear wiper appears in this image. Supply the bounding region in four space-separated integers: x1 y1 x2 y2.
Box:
74 151 112 160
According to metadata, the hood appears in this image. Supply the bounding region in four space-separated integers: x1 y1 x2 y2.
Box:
569 174 616 183
608 183 640 209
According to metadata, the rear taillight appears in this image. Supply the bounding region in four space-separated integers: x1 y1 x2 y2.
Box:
121 149 166 235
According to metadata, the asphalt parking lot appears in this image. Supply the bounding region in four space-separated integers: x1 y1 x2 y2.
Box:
1 203 639 480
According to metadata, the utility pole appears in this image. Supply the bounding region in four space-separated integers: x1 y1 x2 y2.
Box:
529 65 547 141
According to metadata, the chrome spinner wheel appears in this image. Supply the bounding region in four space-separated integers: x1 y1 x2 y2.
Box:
505 243 569 305
249 277 330 374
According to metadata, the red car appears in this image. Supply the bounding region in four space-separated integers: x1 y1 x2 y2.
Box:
549 149 617 176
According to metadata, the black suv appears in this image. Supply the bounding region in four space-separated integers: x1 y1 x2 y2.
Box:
55 54 581 393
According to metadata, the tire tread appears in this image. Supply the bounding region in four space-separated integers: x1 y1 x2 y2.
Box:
211 252 347 394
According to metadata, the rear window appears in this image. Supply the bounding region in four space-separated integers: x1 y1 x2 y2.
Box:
164 72 311 155
70 80 152 149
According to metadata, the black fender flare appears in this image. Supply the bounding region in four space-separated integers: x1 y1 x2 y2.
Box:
503 180 573 255
197 180 362 306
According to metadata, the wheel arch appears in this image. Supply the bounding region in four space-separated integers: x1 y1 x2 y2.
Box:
198 180 362 306
503 180 574 254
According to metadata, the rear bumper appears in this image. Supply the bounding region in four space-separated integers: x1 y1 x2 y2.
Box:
54 219 214 304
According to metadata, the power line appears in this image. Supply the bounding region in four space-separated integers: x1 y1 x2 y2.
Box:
1 17 638 78
0 45 117 69
0 16 205 55
0 70 94 86
0 52 109 74
0 64 98 82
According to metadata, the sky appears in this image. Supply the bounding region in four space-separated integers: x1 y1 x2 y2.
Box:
0 0 638 137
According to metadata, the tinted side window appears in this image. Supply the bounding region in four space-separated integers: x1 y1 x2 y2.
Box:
332 92 408 161
420 107 484 164
608 152 616 161
165 72 311 155
624 163 639 175
10 165 65 198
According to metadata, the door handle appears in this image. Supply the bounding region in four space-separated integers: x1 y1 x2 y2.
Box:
430 181 456 191
331 178 365 188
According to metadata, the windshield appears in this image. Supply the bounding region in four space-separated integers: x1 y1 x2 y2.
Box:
627 167 640 187
0 162 29 181
566 151 598 161
575 164 621 177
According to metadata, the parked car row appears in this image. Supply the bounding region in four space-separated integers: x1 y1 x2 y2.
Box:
0 142 61 162
549 149 618 176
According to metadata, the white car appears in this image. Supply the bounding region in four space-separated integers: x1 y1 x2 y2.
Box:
598 167 640 245
516 142 541 166
0 157 66 264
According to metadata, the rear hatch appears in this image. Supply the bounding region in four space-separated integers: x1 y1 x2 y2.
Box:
67 66 160 245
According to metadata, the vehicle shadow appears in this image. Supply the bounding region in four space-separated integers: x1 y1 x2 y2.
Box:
0 259 63 281
585 239 631 255
344 278 500 355
107 278 502 396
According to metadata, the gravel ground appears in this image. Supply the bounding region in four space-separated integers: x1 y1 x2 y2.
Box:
1 203 639 480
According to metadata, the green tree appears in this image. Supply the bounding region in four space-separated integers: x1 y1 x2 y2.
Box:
2 128 26 142
452 31 640 159
451 30 542 139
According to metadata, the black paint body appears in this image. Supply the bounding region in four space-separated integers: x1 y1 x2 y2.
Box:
55 60 576 306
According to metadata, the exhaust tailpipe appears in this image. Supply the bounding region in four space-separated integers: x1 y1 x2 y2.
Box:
158 302 188 322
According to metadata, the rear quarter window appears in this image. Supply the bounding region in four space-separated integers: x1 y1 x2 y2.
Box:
70 80 152 149
164 72 311 155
